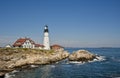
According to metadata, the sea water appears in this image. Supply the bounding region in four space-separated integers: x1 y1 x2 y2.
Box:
5 48 120 78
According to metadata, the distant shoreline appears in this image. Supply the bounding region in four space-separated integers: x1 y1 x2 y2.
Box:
64 47 120 49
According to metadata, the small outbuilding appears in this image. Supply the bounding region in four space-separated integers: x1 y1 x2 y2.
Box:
5 44 12 48
51 44 64 51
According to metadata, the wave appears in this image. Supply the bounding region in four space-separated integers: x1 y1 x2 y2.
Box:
93 55 106 61
30 65 38 68
51 65 56 68
5 73 15 78
67 55 106 64
4 70 19 78
68 61 85 65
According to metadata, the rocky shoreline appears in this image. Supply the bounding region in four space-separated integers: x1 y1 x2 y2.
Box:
0 48 69 77
0 48 101 77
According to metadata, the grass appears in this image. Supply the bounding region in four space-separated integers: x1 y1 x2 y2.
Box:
0 48 56 55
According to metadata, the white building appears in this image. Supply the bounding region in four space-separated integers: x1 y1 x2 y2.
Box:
43 25 50 50
13 38 44 49
5 44 12 48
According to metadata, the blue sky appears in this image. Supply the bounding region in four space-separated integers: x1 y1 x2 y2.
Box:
0 0 120 47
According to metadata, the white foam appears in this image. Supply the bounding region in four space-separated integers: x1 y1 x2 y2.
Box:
68 55 106 64
55 62 59 64
69 61 82 64
4 73 10 78
51 65 55 68
88 56 106 63
11 70 19 73
5 73 15 78
30 65 38 68
4 70 19 78
95 56 106 61
68 61 85 65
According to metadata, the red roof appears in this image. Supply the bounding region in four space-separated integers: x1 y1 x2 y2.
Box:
51 44 63 48
13 38 35 47
35 44 44 47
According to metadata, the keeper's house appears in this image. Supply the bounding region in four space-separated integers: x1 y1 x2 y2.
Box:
13 38 44 49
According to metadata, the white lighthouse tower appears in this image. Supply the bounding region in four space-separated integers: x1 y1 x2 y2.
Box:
43 25 50 50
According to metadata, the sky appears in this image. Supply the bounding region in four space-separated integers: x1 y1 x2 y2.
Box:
0 0 120 47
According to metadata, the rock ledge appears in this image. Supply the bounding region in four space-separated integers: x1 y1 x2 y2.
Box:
0 48 69 76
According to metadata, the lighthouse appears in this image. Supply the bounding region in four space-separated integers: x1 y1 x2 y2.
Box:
43 25 50 50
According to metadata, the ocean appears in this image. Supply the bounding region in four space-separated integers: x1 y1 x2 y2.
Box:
5 48 120 78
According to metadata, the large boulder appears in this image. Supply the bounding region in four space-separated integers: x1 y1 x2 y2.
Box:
68 50 96 62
